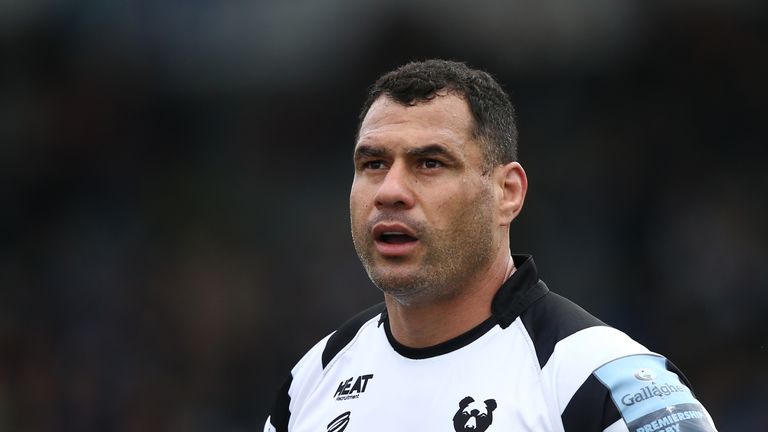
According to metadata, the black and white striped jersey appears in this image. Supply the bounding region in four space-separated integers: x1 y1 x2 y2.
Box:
264 255 717 432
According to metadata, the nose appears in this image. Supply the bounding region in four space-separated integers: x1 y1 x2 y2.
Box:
374 162 415 209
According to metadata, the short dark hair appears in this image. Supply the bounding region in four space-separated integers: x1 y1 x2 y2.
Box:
358 59 518 166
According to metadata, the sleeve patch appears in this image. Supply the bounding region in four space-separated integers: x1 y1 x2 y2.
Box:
627 403 714 432
593 354 705 425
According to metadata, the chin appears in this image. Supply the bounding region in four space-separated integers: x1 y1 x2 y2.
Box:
371 271 416 291
370 270 440 305
371 269 416 291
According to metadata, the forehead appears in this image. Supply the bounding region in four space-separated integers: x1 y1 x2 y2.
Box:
356 94 476 151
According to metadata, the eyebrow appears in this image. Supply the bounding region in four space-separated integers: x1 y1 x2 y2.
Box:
353 145 390 161
353 143 461 165
405 144 458 162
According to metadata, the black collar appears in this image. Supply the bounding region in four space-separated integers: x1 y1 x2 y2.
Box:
492 255 549 328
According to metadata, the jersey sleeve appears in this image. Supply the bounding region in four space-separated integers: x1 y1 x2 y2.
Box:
264 303 386 431
263 333 333 432
264 375 290 432
565 353 718 432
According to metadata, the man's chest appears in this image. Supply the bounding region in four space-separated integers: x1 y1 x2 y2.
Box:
289 329 560 432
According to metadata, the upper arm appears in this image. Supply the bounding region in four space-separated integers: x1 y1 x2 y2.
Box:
563 354 718 432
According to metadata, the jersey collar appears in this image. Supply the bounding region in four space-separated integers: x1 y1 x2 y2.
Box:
380 254 549 359
491 255 550 329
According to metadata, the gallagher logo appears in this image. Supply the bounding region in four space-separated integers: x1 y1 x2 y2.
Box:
333 374 374 401
327 411 350 432
620 383 689 406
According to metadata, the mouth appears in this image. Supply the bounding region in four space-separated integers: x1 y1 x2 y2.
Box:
378 232 418 244
372 223 420 256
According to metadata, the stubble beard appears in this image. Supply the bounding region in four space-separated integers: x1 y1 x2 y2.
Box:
351 188 496 307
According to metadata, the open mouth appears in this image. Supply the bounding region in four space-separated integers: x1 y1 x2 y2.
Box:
378 232 418 244
371 223 420 256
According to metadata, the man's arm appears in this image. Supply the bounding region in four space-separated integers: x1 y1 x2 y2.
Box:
263 303 386 432
264 375 292 432
563 354 717 432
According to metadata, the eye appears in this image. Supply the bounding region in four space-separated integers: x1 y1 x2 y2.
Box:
421 159 443 169
363 160 386 170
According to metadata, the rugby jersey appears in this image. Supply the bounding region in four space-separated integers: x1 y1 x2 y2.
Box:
264 255 717 432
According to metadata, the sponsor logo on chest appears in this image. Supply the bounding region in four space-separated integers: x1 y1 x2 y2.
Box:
333 374 374 401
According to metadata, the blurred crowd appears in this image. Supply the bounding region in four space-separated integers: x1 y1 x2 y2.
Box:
2 1 767 430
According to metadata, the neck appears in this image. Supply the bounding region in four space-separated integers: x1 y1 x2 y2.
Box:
384 250 514 349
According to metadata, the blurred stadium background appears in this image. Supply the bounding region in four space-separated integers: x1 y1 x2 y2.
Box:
2 0 767 430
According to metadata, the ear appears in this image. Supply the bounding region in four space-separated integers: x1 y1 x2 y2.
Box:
493 161 527 226
484 399 497 412
459 396 474 409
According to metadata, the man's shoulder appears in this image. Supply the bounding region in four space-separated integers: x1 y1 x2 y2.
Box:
519 290 617 368
514 291 714 431
320 302 386 369
289 303 385 376
283 303 385 402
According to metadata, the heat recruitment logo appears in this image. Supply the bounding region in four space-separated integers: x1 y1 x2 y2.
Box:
334 374 374 401
621 382 689 406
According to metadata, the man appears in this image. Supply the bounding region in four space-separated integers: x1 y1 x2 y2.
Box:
264 60 717 431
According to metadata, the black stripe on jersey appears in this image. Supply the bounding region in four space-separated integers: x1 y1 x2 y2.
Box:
561 374 621 431
321 302 386 369
520 292 606 368
492 255 550 328
269 375 293 432
666 358 697 398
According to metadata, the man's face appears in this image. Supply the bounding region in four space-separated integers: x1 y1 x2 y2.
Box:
350 94 501 306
